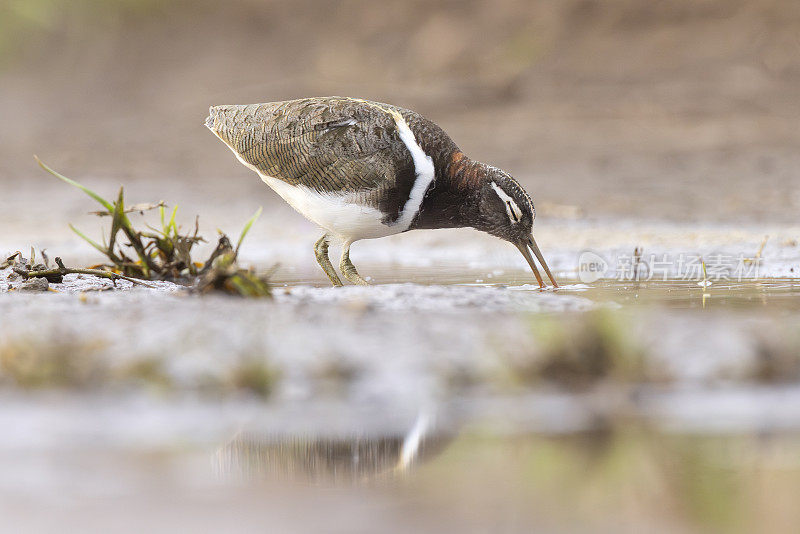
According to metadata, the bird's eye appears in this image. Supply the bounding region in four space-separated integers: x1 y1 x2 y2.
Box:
490 181 523 224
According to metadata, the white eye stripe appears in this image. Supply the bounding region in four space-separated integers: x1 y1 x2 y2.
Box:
490 181 523 223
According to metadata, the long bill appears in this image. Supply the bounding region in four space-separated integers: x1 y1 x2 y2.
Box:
515 241 544 288
528 235 558 288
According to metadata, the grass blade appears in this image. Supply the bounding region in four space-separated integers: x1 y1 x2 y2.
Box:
108 187 126 253
69 224 108 256
35 155 114 211
167 205 179 235
235 206 262 255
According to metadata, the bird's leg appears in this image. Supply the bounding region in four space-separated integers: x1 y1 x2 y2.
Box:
314 234 343 287
340 242 369 285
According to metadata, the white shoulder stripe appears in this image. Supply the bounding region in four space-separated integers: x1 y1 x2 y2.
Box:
388 110 435 230
345 98 436 230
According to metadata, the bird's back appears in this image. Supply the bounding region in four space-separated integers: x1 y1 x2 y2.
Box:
206 97 458 193
207 97 462 239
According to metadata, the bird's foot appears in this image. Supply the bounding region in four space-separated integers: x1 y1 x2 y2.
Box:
340 244 369 286
314 234 343 287
341 261 369 285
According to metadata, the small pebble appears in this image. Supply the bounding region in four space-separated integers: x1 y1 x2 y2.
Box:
20 277 49 292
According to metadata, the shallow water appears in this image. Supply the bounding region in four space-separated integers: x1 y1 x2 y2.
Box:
3 259 800 532
4 398 800 533
272 263 800 311
562 277 800 310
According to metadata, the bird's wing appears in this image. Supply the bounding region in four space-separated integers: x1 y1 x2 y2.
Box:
207 97 419 204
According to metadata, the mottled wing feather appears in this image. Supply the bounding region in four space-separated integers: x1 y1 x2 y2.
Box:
212 97 416 199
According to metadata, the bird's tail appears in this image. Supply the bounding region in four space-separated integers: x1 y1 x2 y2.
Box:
204 104 256 148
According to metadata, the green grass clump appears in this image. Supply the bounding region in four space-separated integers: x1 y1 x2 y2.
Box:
0 335 108 389
507 310 656 391
229 357 280 398
35 156 271 297
118 357 173 390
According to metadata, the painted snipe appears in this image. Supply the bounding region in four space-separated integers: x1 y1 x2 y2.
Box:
206 96 558 288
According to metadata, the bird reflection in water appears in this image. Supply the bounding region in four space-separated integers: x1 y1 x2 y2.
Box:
214 413 450 483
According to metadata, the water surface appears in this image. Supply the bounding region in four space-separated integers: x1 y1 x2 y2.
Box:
3 262 800 532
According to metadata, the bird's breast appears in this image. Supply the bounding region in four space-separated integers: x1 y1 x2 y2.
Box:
261 173 402 242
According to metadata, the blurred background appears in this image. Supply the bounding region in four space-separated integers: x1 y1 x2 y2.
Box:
2 2 800 533
2 0 799 225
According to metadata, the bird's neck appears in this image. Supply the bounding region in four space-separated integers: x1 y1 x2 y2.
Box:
445 151 493 191
410 151 490 231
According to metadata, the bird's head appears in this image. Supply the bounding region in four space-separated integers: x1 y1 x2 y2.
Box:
475 169 558 288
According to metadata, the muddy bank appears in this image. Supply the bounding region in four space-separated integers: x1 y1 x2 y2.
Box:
3 244 800 534
3 281 800 531
2 270 800 410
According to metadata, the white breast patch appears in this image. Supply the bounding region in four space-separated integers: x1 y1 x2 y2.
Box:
234 151 401 241
261 175 400 241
